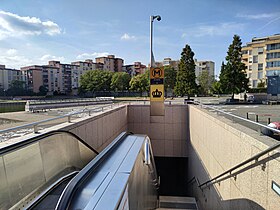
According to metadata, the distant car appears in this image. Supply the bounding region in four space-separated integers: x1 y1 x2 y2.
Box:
247 95 255 103
261 121 280 136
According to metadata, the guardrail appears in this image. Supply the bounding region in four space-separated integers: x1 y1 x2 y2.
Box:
198 141 280 189
193 100 280 136
0 103 124 136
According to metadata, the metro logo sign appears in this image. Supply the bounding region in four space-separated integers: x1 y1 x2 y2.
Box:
150 67 164 85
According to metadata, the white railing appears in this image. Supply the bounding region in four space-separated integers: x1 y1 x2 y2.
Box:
0 103 126 142
193 101 280 136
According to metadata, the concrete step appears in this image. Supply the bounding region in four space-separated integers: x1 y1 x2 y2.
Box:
158 196 198 209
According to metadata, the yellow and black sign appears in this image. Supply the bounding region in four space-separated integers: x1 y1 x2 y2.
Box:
150 67 164 85
150 84 164 102
150 67 164 79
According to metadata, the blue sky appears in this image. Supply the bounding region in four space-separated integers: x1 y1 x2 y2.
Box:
0 0 280 76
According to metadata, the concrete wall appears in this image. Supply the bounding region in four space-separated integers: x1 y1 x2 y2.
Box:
188 105 280 210
62 106 128 152
128 104 188 157
1 105 128 152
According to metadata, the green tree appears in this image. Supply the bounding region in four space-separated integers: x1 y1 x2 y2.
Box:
129 70 149 96
211 80 222 95
175 44 197 98
7 80 26 96
111 72 131 91
164 66 177 91
39 85 48 95
80 70 113 92
257 79 266 88
219 35 249 99
197 70 214 95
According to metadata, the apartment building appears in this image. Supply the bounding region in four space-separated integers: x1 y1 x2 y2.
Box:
48 61 76 94
71 59 104 89
95 55 123 72
194 60 215 84
122 62 147 76
242 34 280 88
162 58 180 69
0 65 26 90
21 65 60 93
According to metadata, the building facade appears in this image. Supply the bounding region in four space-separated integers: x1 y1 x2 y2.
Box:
0 65 26 91
95 55 123 72
162 58 180 69
242 34 280 88
71 59 104 90
21 65 60 93
122 62 147 76
194 60 215 84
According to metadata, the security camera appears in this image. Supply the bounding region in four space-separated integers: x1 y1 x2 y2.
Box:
156 15 161 21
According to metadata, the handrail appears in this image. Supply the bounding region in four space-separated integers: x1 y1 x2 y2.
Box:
198 141 280 189
55 132 130 210
193 101 280 135
0 103 124 135
25 171 79 210
0 130 99 156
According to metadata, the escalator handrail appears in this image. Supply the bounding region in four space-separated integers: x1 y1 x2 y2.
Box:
0 130 99 156
25 171 79 210
55 132 130 210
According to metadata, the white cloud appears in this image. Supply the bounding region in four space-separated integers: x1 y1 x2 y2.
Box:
6 49 17 55
76 52 109 60
40 54 65 62
236 13 279 20
182 22 245 38
181 33 187 38
0 49 32 69
121 33 136 40
0 10 61 40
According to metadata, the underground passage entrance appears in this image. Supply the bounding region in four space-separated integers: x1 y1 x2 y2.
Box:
154 157 189 196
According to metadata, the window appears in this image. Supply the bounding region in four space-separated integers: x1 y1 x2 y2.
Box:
258 63 263 70
249 65 252 70
249 57 252 63
253 80 258 88
258 47 263 54
249 50 252 55
266 70 280 76
267 43 280 50
253 55 258 63
258 71 263 79
266 52 280 60
267 61 280 68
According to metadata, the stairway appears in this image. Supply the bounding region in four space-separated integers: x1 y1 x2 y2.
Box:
157 196 198 210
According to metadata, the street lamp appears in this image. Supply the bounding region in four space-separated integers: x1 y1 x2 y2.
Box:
150 15 161 68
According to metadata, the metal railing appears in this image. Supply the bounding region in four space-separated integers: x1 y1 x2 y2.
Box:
0 103 125 136
187 101 280 190
196 141 280 189
193 100 280 136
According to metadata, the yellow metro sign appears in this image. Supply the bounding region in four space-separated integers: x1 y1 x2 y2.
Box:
150 67 164 80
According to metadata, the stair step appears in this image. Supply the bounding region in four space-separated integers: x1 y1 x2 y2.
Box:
159 196 198 209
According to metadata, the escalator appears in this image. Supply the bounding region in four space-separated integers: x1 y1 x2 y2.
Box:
0 131 159 210
0 130 98 210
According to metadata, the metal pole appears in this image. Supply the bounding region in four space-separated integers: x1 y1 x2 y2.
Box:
150 16 153 68
255 114 258 122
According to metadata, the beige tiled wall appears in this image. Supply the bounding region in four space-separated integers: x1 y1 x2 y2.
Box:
128 104 189 157
64 106 128 152
188 105 280 210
